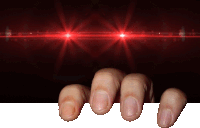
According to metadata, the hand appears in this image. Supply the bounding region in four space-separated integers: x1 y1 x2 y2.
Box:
58 68 187 127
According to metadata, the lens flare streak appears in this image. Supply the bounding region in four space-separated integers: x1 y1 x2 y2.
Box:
1 32 200 40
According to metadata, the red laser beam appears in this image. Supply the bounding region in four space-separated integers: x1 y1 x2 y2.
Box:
1 32 200 39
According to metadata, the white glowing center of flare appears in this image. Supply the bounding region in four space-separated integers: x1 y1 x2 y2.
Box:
66 34 71 37
120 34 125 37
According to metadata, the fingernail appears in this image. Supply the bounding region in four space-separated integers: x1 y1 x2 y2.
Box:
61 101 75 117
159 109 172 127
124 96 138 117
92 90 109 111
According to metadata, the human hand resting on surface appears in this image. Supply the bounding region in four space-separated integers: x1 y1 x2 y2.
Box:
58 68 187 128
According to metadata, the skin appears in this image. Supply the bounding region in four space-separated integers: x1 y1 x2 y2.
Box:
58 68 187 128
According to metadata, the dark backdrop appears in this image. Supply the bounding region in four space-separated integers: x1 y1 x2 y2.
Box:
0 0 200 103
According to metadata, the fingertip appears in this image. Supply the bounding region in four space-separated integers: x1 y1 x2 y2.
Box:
58 84 91 121
59 97 79 121
120 98 142 122
157 88 187 127
90 90 110 115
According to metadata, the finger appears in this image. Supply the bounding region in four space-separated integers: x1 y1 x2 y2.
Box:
58 84 91 121
157 88 187 128
90 68 126 115
120 73 153 121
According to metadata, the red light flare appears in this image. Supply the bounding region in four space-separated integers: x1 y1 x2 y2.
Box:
1 32 200 73
43 1 74 75
72 37 120 59
3 0 200 73
122 1 135 32
65 32 127 59
54 0 77 33
92 38 120 58
54 39 69 74
65 34 71 38
97 16 118 32
54 1 68 32
2 32 200 39
120 34 125 37
113 40 123 60
119 34 136 72
94 2 135 71
71 14 96 32
113 1 135 32
71 39 95 58
65 12 130 63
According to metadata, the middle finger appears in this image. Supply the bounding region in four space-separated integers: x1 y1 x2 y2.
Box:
90 68 126 115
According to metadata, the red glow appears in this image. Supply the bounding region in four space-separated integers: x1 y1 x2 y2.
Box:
65 34 71 38
2 2 200 74
120 34 125 37
1 32 200 39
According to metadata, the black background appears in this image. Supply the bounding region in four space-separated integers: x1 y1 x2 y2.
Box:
0 0 200 102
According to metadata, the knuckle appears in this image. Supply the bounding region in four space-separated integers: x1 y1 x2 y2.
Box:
93 68 123 92
95 69 116 81
95 68 126 84
96 68 119 73
165 88 185 97
59 84 87 105
123 73 150 90
60 84 85 97
64 84 83 91
135 73 148 79
95 68 125 78
124 73 149 82
134 73 149 80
